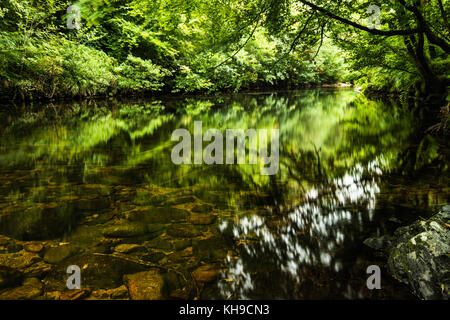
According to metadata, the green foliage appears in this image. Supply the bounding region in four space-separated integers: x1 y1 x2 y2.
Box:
2 0 448 102
0 0 353 100
115 55 168 93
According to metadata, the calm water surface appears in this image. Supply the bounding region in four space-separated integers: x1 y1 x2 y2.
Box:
0 88 448 299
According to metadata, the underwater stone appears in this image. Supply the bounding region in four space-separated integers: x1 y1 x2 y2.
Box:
167 224 202 238
0 266 22 289
103 223 148 238
191 204 214 213
47 253 147 289
192 264 221 283
189 212 216 225
43 245 80 264
163 196 197 206
114 244 145 254
123 270 163 300
363 235 391 251
0 204 79 240
127 207 189 224
23 242 44 253
145 238 172 250
0 250 41 270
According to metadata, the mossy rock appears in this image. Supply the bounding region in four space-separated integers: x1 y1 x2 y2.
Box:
388 209 450 299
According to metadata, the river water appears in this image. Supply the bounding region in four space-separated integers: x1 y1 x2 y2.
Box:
0 88 448 299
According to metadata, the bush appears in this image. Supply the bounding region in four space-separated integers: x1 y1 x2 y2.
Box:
115 55 168 93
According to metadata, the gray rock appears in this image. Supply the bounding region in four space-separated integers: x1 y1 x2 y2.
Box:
388 211 450 300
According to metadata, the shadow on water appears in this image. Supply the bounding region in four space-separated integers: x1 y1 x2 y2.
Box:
0 88 448 299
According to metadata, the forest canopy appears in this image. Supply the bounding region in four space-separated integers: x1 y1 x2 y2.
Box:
0 0 449 109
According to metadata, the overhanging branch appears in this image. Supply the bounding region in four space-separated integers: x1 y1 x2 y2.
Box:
298 0 418 36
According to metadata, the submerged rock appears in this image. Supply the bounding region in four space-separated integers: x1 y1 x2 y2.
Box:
23 242 44 253
103 222 163 238
191 204 214 213
192 264 221 283
0 266 22 289
44 245 80 264
114 244 145 254
60 289 91 300
363 235 392 251
145 238 172 250
0 204 79 240
123 270 163 300
163 196 196 206
46 253 147 290
193 236 231 262
0 277 42 300
189 212 216 225
127 207 189 224
167 224 202 238
388 208 450 300
0 250 41 270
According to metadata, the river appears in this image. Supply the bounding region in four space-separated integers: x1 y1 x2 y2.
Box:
0 88 448 299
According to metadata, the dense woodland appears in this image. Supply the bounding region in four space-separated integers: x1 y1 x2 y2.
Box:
0 0 449 131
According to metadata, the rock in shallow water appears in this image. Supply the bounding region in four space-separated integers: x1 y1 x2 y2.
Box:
167 224 202 238
44 245 79 264
23 242 44 253
0 266 22 289
189 212 216 225
127 207 189 224
0 250 41 270
0 277 42 300
123 270 163 300
45 253 147 290
388 209 450 300
103 222 164 238
0 204 80 240
192 264 221 283
114 244 145 254
363 235 391 251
